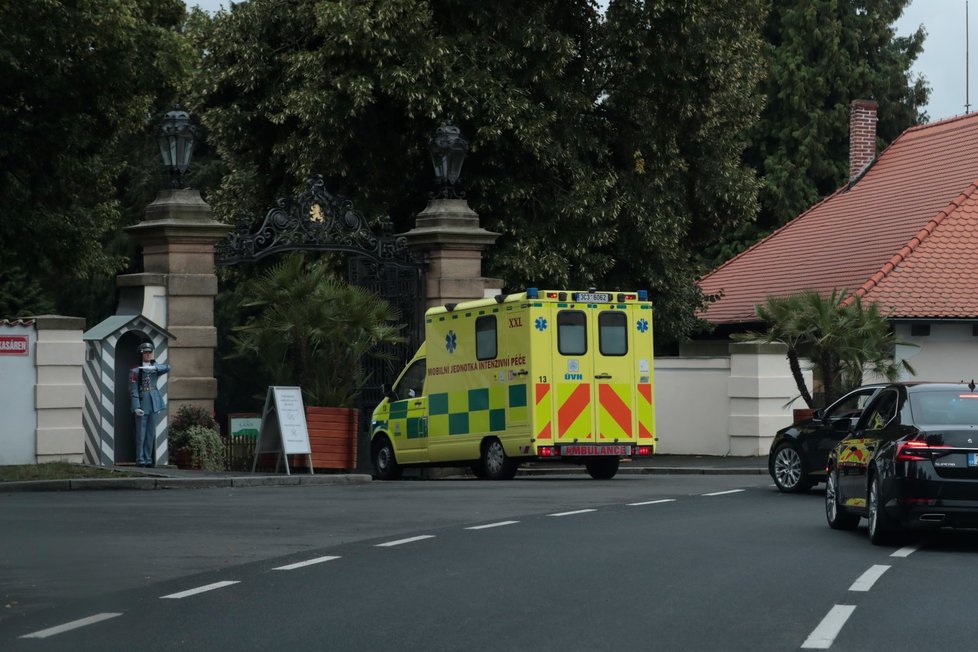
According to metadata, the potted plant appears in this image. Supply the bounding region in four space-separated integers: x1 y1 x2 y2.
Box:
230 253 404 469
169 405 226 470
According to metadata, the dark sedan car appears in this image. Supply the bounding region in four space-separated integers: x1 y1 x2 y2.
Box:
826 382 978 544
768 384 885 493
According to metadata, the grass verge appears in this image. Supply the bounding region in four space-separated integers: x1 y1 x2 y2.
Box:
0 463 145 482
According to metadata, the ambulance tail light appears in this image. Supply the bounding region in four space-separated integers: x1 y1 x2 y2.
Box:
617 293 637 302
634 445 653 457
538 446 557 457
545 291 566 300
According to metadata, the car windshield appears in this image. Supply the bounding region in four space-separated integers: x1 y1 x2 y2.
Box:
911 390 978 425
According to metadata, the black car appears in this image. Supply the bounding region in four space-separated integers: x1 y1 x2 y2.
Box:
768 384 885 493
826 382 978 544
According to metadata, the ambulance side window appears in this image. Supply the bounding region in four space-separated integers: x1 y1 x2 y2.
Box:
476 316 497 360
558 311 587 355
394 359 426 399
599 311 627 356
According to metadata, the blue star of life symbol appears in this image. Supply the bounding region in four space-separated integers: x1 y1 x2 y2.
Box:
636 318 649 333
446 330 457 353
534 317 548 331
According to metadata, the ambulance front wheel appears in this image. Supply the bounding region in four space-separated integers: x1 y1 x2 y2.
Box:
480 438 518 480
372 436 402 481
585 457 620 480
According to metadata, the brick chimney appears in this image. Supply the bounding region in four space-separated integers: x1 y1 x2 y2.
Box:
849 99 878 182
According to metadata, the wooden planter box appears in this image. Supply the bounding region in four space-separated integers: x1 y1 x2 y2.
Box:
290 406 359 471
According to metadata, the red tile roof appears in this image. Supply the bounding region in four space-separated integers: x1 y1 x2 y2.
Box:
699 112 978 324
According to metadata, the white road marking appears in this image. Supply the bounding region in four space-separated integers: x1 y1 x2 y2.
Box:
801 604 856 649
628 499 677 506
375 535 435 547
548 509 597 517
20 613 122 639
848 565 890 592
160 580 240 599
891 545 919 558
702 489 745 496
273 555 341 570
465 521 519 530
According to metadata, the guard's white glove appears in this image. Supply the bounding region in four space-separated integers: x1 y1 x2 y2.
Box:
134 408 145 417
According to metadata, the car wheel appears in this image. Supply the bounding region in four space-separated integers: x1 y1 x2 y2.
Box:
480 439 517 480
372 436 402 481
470 463 488 479
772 443 814 493
868 471 898 545
825 468 859 530
585 457 620 479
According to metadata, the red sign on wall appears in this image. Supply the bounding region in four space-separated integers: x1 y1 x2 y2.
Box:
0 336 29 356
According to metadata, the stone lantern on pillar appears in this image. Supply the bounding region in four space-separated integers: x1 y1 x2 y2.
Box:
402 121 502 308
119 108 232 415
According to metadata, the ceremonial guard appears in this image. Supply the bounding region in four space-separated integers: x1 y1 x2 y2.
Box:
129 342 171 467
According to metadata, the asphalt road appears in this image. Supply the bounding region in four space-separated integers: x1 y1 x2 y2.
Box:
3 475 977 650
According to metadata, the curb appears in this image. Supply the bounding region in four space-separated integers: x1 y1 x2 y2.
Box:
0 474 373 493
517 467 767 476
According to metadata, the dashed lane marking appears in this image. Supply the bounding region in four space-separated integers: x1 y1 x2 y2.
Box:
273 556 341 570
20 613 123 639
891 545 918 558
628 499 677 506
848 565 890 592
702 489 746 497
160 581 240 599
375 535 435 547
548 509 597 517
801 604 856 649
465 521 519 530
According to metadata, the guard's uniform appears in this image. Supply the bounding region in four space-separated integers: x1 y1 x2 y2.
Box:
130 361 170 466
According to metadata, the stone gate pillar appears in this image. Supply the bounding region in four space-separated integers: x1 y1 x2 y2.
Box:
402 198 502 307
122 189 232 415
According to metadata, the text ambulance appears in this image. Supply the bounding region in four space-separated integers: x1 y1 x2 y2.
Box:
370 289 656 480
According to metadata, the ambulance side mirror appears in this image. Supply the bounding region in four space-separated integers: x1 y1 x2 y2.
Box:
382 384 397 401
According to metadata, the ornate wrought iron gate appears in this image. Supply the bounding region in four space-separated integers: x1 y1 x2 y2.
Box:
216 176 425 470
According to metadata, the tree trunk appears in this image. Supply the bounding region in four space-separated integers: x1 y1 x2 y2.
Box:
787 349 815 408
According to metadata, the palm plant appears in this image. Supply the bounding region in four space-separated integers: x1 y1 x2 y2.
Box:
230 253 404 407
735 289 915 408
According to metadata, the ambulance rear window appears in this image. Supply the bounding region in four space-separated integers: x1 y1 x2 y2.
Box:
599 311 627 356
558 311 587 355
476 316 497 360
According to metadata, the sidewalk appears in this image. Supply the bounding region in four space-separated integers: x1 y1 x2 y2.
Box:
0 455 768 492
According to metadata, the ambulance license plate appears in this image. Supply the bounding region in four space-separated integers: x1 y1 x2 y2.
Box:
561 445 632 456
573 292 611 303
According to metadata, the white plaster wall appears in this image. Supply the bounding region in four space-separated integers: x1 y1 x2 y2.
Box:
654 357 731 455
0 324 36 464
893 323 978 384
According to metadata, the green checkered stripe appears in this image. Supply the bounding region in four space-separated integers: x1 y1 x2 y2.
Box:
429 384 528 435
388 401 427 439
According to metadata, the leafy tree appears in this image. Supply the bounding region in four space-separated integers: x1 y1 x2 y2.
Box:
735 289 915 408
0 0 189 319
709 0 928 265
230 253 404 407
189 0 767 345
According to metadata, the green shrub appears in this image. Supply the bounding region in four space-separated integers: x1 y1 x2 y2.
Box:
170 404 219 434
170 425 226 471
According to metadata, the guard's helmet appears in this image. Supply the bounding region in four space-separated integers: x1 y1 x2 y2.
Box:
138 342 153 354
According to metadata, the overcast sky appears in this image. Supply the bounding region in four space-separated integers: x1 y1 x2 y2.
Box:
185 0 971 123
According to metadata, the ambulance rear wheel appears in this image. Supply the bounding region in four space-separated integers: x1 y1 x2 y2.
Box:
481 439 518 480
372 436 401 481
585 457 620 480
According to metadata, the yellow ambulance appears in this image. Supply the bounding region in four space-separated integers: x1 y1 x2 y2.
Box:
370 289 656 480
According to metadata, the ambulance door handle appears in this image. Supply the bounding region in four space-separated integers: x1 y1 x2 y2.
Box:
595 373 612 379
514 370 528 377
413 400 424 406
